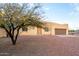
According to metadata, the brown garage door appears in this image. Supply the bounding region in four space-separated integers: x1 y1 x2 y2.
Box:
55 29 66 35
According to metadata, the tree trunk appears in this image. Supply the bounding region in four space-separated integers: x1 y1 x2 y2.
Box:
9 35 16 45
10 28 20 45
4 26 20 45
12 39 16 45
9 36 15 45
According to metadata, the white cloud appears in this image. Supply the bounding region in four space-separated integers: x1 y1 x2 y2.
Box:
69 11 74 15
69 3 79 16
75 6 79 12
29 3 34 6
42 6 50 11
73 3 79 11
44 7 49 10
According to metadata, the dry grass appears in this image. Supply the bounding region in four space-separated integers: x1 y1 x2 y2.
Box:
0 35 79 56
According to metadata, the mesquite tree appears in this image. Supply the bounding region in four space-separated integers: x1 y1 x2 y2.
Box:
0 3 44 45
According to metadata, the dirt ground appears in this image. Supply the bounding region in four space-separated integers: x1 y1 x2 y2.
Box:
0 35 79 56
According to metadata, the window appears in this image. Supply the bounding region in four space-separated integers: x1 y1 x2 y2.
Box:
44 27 49 32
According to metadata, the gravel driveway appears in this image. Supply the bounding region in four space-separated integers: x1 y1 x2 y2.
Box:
0 35 79 56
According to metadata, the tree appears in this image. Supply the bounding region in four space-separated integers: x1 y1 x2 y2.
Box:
0 3 44 45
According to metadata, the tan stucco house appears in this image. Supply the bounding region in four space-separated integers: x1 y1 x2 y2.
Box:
20 21 68 36
0 21 68 37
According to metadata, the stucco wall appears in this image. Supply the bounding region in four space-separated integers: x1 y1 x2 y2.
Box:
20 27 37 36
17 22 69 36
0 29 6 37
41 22 68 35
51 23 68 35
0 22 68 37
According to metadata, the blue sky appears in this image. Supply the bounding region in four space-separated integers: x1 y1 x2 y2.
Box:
41 3 79 30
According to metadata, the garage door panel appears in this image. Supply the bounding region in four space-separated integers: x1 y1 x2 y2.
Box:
55 29 66 35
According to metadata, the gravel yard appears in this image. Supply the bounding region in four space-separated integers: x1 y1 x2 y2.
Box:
0 35 79 56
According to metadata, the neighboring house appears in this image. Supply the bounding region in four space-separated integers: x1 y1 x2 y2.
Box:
68 30 75 35
75 30 79 35
69 30 79 35
0 21 68 37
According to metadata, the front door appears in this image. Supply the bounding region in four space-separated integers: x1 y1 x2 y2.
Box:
37 28 42 35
